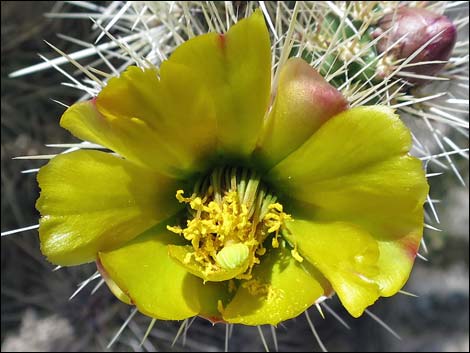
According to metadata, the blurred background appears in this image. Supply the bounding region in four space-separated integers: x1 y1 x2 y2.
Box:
1 2 468 352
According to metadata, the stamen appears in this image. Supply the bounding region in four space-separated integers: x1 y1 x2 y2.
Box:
291 246 304 263
167 167 291 281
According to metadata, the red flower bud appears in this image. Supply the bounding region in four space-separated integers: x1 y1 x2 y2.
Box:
374 7 457 84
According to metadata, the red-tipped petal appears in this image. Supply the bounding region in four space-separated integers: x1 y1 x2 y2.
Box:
257 58 348 169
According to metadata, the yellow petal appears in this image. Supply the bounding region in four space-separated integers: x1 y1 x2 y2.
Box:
285 219 380 318
99 223 229 320
169 9 271 158
267 106 412 190
60 99 171 177
267 106 427 299
288 156 427 297
256 58 347 169
308 202 425 297
96 259 132 305
222 242 331 325
62 64 217 178
288 156 427 217
37 150 181 265
376 226 423 297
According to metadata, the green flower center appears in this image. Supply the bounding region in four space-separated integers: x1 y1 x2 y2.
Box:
167 167 293 281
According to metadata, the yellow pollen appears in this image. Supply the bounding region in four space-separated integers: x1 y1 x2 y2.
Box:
166 168 291 281
242 279 270 297
291 246 304 263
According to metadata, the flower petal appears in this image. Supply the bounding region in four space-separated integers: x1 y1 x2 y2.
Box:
285 220 380 318
287 156 427 217
96 258 132 305
169 9 271 158
287 155 427 297
309 201 425 298
256 58 347 169
267 106 412 191
266 106 427 299
99 223 229 320
222 242 330 325
375 225 423 297
62 63 217 177
37 150 181 265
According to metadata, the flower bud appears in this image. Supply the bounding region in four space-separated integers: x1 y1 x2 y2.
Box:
374 7 457 84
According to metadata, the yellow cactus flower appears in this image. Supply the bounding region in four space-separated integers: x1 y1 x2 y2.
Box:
36 9 428 326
